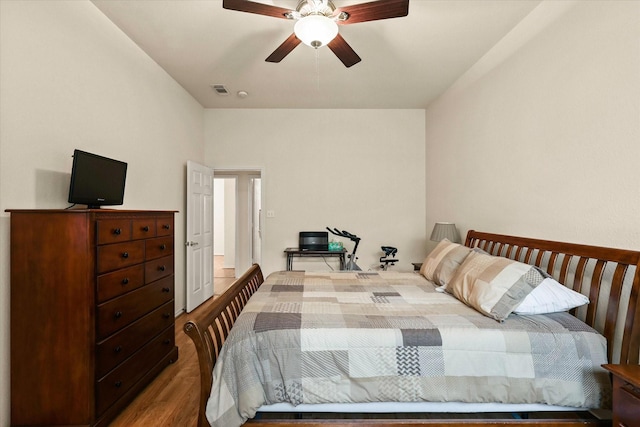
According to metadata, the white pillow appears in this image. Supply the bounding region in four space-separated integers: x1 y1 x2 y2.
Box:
514 277 589 315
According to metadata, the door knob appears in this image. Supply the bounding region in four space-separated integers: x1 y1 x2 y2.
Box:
185 241 199 247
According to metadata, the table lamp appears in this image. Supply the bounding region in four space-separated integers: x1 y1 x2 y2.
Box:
430 222 460 244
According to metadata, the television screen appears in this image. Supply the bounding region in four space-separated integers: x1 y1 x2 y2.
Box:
68 149 127 208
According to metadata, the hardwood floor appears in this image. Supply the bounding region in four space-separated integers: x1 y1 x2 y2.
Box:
214 254 235 278
108 280 234 427
214 254 236 295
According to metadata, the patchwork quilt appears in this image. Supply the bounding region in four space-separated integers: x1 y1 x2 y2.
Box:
206 271 611 427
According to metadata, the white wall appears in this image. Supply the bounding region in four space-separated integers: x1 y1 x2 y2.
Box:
204 109 426 276
224 176 237 268
425 0 640 251
0 1 204 423
213 179 226 254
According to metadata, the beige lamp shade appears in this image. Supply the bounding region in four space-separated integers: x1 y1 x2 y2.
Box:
430 222 460 243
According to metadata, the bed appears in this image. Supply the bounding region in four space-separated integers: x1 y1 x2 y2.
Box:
184 230 640 426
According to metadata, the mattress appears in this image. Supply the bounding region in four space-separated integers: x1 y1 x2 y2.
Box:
206 270 611 427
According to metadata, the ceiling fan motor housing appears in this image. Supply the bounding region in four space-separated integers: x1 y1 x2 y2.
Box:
296 0 337 17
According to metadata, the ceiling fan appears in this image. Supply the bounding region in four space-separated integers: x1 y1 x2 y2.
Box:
222 0 410 68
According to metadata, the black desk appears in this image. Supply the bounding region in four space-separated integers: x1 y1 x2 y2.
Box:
284 247 346 271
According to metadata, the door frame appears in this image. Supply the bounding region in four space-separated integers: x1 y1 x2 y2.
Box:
248 174 262 266
213 168 264 276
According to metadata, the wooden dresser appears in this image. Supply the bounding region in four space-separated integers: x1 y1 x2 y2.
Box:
603 364 640 427
8 209 178 427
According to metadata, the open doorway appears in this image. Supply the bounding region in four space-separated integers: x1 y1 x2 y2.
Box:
213 170 262 295
213 177 236 295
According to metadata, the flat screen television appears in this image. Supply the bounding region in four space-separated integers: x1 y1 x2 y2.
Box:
68 149 127 208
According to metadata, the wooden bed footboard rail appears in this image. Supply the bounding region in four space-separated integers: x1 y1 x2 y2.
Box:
184 264 264 427
465 230 640 365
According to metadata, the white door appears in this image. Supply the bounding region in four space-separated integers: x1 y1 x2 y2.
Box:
186 161 214 312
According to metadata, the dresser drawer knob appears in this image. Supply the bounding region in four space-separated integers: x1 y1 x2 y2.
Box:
163 312 171 319
163 338 171 344
114 345 122 353
159 265 166 272
115 380 122 388
113 228 121 235
114 311 123 319
143 225 149 232
121 278 129 285
162 224 171 230
162 287 171 293
160 244 166 250
122 252 129 259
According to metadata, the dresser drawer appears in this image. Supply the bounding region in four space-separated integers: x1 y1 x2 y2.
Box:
145 236 174 261
156 219 173 237
97 264 145 303
96 326 175 416
96 300 174 379
615 376 640 426
97 240 145 274
132 218 156 240
96 275 174 339
97 219 132 244
145 254 174 284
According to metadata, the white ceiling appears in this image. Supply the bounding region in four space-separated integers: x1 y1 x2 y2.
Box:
91 0 542 109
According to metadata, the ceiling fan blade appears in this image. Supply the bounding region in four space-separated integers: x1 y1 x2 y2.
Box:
265 33 302 63
327 34 361 68
337 0 409 24
223 0 291 19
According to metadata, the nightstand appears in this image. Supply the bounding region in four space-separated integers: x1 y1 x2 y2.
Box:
603 364 640 426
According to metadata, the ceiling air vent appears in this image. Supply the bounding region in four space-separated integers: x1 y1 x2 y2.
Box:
211 84 229 96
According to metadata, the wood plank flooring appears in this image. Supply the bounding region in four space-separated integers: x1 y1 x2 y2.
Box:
108 279 233 427
214 255 236 278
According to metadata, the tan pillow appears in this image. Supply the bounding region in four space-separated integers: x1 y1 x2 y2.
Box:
448 250 542 321
420 239 472 287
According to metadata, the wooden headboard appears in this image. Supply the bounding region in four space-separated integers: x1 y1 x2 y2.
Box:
465 230 640 365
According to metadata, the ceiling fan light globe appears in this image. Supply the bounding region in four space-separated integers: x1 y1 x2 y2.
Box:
294 15 338 48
